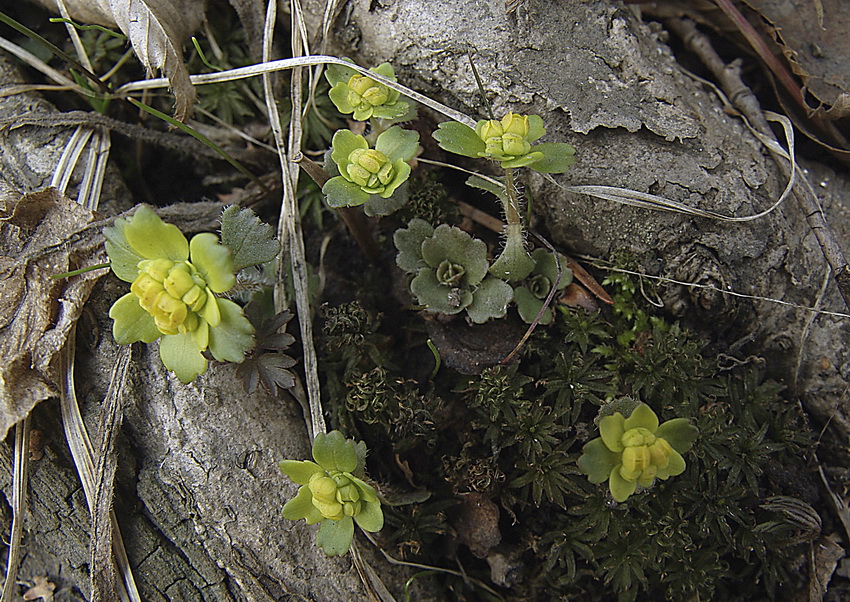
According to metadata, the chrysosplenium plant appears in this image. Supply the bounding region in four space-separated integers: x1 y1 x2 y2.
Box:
578 401 698 502
104 205 280 383
280 431 383 556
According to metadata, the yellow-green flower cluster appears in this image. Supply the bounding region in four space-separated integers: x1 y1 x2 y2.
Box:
104 206 254 383
578 403 697 502
327 62 410 122
280 431 383 556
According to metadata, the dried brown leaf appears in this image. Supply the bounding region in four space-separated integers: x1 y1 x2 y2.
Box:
22 575 55 601
31 0 206 121
0 188 105 440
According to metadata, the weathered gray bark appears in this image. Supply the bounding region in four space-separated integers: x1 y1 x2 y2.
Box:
311 0 850 434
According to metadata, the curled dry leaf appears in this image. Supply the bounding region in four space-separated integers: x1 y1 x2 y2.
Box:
0 188 106 440
30 0 206 121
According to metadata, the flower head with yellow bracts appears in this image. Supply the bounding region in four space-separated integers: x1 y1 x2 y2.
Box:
103 205 254 383
578 401 698 502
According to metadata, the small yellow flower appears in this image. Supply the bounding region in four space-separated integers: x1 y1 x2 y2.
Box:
578 402 698 502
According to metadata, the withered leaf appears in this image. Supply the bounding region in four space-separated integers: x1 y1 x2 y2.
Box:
0 188 106 440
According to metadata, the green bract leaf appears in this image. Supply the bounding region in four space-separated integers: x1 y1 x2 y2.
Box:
375 126 419 163
279 460 324 485
526 114 546 143
623 403 659 432
109 293 160 344
363 181 409 217
578 438 619 484
499 150 545 169
330 130 369 172
323 176 371 208
609 466 637 502
312 431 358 473
655 418 699 453
656 448 686 479
527 142 577 174
190 232 235 293
354 500 384 532
159 331 207 383
432 121 486 158
316 517 355 556
599 413 626 452
123 205 189 262
104 218 145 282
467 277 513 323
219 205 281 272
394 218 434 273
465 175 508 204
324 60 357 87
283 485 324 524
513 286 553 325
208 299 254 363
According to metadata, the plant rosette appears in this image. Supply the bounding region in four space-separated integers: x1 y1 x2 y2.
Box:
326 61 411 122
103 205 254 383
280 431 383 556
513 249 573 324
577 402 698 502
433 111 576 173
394 219 513 323
323 126 419 209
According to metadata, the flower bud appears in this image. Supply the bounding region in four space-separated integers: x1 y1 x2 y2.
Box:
131 274 165 312
138 258 174 282
527 274 552 300
436 260 466 286
501 112 529 137
164 264 196 298
621 445 651 481
153 293 188 335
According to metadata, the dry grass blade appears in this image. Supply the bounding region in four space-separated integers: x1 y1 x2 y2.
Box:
0 416 30 602
0 35 89 96
115 55 477 128
262 0 326 438
59 334 141 602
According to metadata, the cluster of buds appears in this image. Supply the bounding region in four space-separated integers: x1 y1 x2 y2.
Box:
280 431 383 556
323 127 419 208
475 112 542 163
327 62 410 122
578 402 698 502
104 206 254 383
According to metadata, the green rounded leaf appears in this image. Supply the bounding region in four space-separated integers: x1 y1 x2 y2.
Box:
655 418 699 453
312 431 358 473
279 459 324 485
578 437 619 484
354 500 384 532
109 293 161 344
371 62 396 80
159 332 207 383
609 466 637 502
530 248 572 290
323 176 371 208
363 181 409 217
123 205 189 262
208 299 254 363
375 126 419 163
432 121 486 158
599 413 625 453
623 403 659 433
316 516 354 556
467 277 513 324
190 233 235 293
513 286 552 325
394 219 434 273
410 268 472 315
283 485 324 524
527 142 576 174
